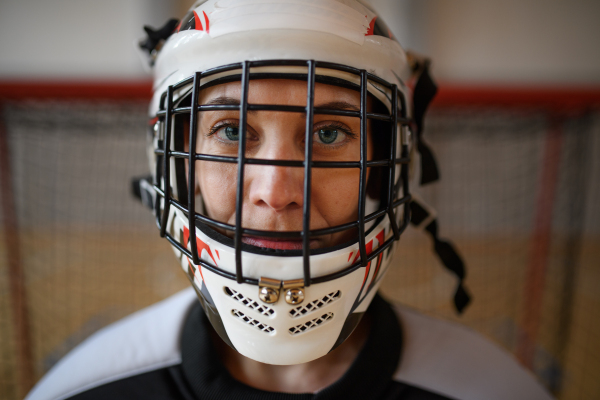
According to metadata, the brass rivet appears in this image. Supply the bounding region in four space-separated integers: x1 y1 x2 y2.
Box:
259 286 279 304
285 288 305 305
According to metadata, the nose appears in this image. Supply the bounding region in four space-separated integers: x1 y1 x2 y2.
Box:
247 142 305 212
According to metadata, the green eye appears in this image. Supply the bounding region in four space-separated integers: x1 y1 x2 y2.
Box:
318 128 338 144
224 126 239 141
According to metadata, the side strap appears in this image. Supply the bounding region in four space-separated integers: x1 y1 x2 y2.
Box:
410 199 471 313
139 19 180 55
131 176 155 211
412 58 440 185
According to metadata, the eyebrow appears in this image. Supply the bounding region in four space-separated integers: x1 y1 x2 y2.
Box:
317 101 360 112
203 96 360 113
206 96 240 106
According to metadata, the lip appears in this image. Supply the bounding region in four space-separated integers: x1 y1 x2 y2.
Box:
242 236 319 250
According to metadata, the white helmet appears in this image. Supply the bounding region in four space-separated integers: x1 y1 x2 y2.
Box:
140 0 414 365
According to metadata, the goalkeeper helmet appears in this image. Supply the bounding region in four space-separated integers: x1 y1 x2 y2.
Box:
141 0 414 365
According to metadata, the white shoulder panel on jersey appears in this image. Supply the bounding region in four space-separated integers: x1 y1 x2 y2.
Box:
25 288 198 400
392 305 554 400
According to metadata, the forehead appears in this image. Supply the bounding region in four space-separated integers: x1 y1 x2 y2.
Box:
197 79 362 106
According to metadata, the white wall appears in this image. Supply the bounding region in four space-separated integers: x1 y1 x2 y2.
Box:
373 0 600 85
0 0 176 80
1 0 599 84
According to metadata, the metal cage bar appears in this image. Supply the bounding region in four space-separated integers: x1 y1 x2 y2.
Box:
302 60 316 287
159 105 396 122
159 86 174 237
311 236 395 285
388 85 401 240
153 121 164 229
188 72 202 265
164 225 394 288
155 150 406 169
357 70 368 268
166 232 259 285
156 184 368 238
234 62 251 283
154 59 413 287
400 88 411 234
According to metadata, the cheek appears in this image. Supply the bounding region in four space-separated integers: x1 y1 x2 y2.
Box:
196 161 238 222
312 169 360 224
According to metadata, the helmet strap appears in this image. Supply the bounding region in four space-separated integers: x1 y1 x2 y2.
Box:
410 197 471 314
411 57 440 185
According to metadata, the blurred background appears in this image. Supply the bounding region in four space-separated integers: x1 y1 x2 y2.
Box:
1 0 599 399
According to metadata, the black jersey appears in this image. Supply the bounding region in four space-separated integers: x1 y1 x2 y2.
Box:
26 289 552 400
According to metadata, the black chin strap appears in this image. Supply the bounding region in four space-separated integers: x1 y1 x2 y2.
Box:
409 56 471 314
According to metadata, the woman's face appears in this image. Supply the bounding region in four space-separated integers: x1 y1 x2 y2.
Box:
194 79 372 250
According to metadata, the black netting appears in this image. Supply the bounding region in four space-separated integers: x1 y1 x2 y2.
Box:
381 107 600 398
0 100 598 399
0 101 189 399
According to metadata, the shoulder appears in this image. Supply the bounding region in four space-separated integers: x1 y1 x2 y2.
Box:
26 288 198 400
391 304 554 400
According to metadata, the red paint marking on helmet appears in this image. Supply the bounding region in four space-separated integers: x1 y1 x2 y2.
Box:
203 11 210 33
183 227 194 278
183 226 190 247
148 117 158 126
353 228 384 264
353 239 373 264
364 229 386 289
215 249 220 260
348 252 353 262
194 10 203 31
366 16 377 36
196 236 218 266
355 228 385 286
183 226 217 266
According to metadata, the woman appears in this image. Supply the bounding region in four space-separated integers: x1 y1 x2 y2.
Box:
26 1 553 399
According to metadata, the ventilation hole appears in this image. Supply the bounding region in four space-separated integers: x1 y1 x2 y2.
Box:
289 290 341 318
231 309 275 334
289 312 334 336
224 287 275 317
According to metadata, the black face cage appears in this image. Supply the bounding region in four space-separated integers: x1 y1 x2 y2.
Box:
152 60 413 288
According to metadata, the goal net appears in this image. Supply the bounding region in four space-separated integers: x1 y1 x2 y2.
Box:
0 84 598 399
